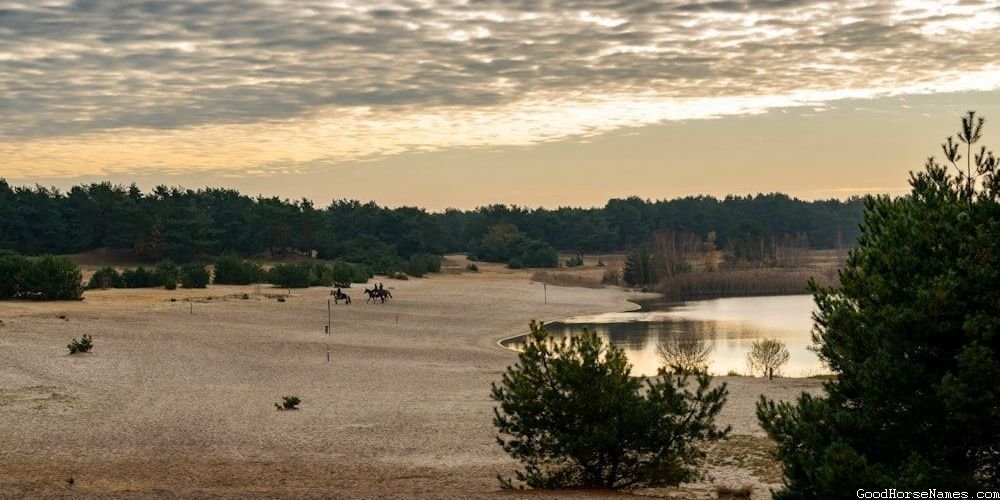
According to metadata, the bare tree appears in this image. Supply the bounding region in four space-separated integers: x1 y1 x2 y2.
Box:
657 337 713 374
747 339 790 380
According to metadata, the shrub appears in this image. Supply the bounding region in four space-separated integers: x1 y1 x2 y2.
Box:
180 264 211 288
267 262 313 288
492 321 730 489
17 256 84 300
757 112 1000 496
275 395 300 410
87 267 123 290
466 263 479 272
746 339 789 380
404 253 442 277
517 239 559 268
477 223 558 268
153 260 179 290
657 337 713 375
565 254 584 267
331 260 371 284
68 334 93 354
121 267 154 288
0 253 29 299
213 254 264 285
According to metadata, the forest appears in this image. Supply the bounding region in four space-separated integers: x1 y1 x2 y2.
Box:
0 179 864 270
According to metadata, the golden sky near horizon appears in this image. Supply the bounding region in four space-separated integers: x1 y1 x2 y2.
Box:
2 0 1000 208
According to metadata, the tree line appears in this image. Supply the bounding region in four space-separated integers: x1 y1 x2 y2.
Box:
0 180 864 268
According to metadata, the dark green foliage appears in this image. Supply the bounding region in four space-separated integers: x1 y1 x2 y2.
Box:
67 334 93 354
87 266 123 289
180 264 211 288
153 260 179 290
121 267 154 288
213 254 265 285
275 395 301 410
466 263 479 272
266 262 313 288
331 260 371 284
623 247 653 287
1 178 863 266
404 253 442 277
565 254 584 267
757 112 1000 497
477 223 559 268
2 255 85 300
0 253 29 298
87 265 167 289
492 321 730 489
267 261 371 288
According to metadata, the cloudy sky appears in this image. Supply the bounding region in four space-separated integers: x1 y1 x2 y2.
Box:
2 0 999 209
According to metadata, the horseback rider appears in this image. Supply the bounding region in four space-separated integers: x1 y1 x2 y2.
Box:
335 286 342 298
378 282 384 292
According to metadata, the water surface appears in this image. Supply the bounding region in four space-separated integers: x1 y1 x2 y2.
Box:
502 295 827 377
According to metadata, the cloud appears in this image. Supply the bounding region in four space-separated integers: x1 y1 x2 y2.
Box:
0 0 999 177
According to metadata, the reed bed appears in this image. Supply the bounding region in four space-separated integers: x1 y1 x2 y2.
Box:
658 268 838 300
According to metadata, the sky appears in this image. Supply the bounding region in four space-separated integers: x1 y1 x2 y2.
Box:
1 0 1000 210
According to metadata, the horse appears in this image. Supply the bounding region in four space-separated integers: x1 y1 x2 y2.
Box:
364 288 392 304
331 289 351 304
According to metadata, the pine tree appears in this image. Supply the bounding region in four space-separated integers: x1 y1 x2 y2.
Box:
757 112 1000 497
492 321 729 489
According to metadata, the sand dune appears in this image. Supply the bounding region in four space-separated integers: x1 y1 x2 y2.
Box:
0 264 822 498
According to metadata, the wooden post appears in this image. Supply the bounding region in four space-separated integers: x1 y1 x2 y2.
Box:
327 299 331 335
326 345 330 363
189 299 193 315
544 283 547 304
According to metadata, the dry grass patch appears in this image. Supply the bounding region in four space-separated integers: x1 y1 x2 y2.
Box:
531 270 604 289
704 435 782 484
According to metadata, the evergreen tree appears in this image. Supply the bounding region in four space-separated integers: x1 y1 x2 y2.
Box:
757 112 1000 497
492 321 729 489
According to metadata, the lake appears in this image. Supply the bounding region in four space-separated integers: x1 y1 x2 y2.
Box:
501 294 828 377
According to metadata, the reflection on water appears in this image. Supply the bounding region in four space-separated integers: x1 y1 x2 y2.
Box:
502 295 827 377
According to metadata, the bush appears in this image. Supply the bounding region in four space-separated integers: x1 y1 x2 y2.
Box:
757 112 1000 496
267 262 313 288
180 264 211 288
15 256 84 300
275 395 300 410
67 334 93 354
87 267 123 289
213 254 264 285
121 267 154 288
492 321 730 489
466 263 479 272
657 337 713 375
153 260 179 290
0 253 29 299
332 260 371 284
404 253 442 277
516 239 559 268
746 339 789 380
477 223 558 268
565 254 584 267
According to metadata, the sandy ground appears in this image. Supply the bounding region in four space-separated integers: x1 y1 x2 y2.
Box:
0 260 823 499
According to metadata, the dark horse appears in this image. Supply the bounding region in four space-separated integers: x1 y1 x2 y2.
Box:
331 288 351 304
364 288 392 304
